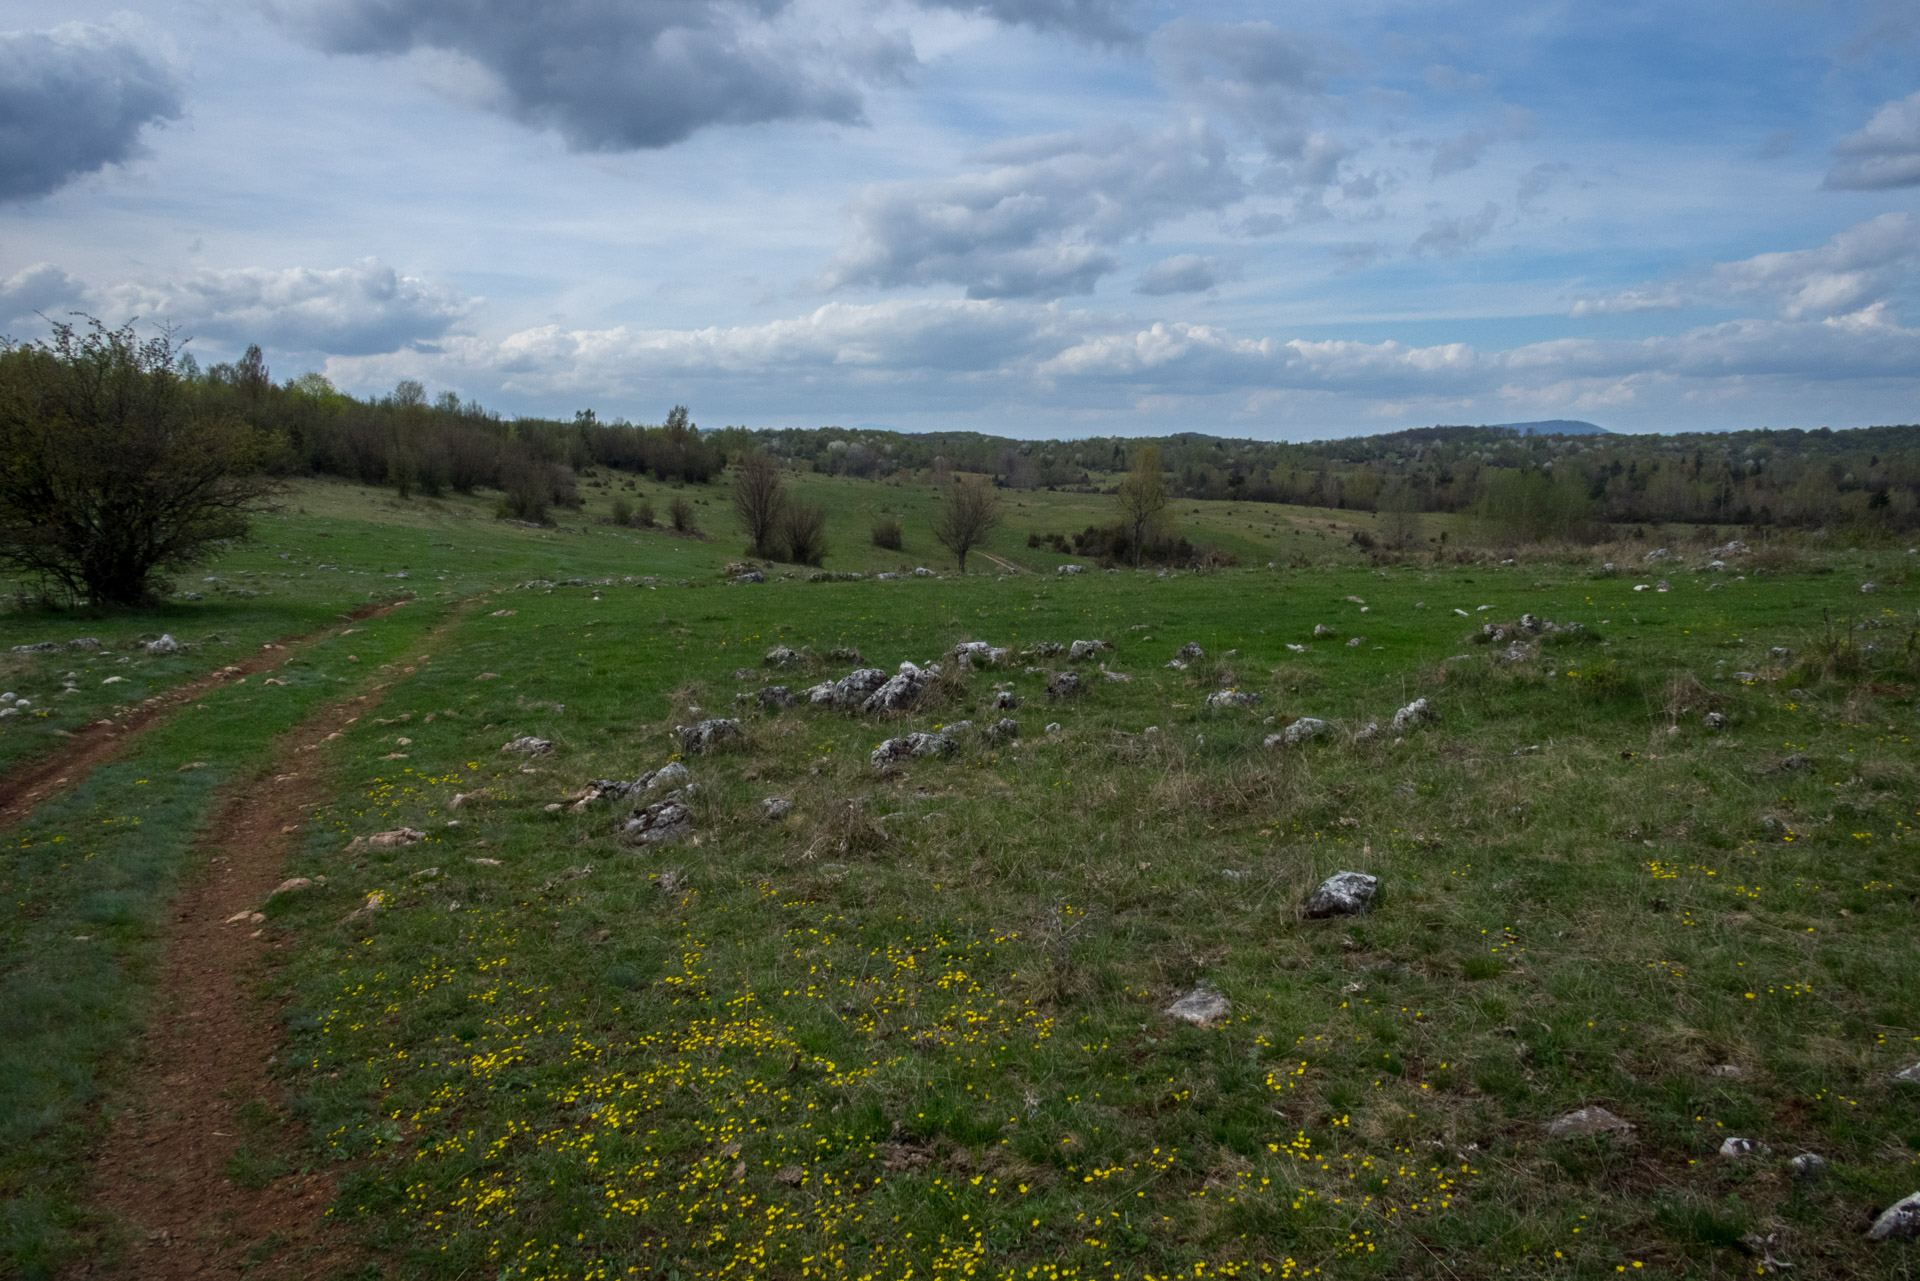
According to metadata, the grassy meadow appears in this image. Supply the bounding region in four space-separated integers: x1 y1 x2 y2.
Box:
1 473 1917 1279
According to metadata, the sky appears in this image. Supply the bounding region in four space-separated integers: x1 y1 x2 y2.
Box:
2 0 1918 440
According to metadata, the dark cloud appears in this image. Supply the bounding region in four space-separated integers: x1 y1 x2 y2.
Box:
919 0 1135 45
1824 90 1920 190
821 122 1244 299
0 22 183 201
285 0 909 151
0 263 89 332
1411 201 1500 256
1134 253 1240 295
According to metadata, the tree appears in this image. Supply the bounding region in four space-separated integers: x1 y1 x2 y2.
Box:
0 318 280 607
1115 445 1168 568
931 478 1000 573
779 499 830 566
730 450 787 557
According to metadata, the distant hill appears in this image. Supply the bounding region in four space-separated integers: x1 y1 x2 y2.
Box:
1493 419 1608 436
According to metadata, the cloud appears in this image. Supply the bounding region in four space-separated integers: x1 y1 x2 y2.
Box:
1428 130 1495 178
820 122 1244 299
1134 254 1241 295
1150 19 1346 179
283 0 910 151
1567 287 1686 317
1707 211 1920 318
0 21 183 201
1824 89 1920 190
918 0 1135 45
3 260 474 356
1516 161 1570 209
1331 241 1383 272
1411 201 1499 256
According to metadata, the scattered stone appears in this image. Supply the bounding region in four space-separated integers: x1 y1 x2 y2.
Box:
1868 1193 1920 1241
502 736 553 756
761 796 793 821
1057 564 1085 575
861 665 930 715
731 570 764 584
410 866 441 881
344 891 385 921
1045 722 1062 733
953 641 1009 666
1164 984 1230 1026
1068 639 1112 662
992 690 1021 710
345 827 427 853
1206 690 1259 710
1099 666 1131 683
1644 547 1671 563
807 667 889 709
623 797 693 845
1165 658 1189 669
731 668 756 681
1045 671 1082 700
1499 641 1535 663
1733 670 1757 683
11 641 58 653
469 857 502 867
1346 636 1364 647
1719 1136 1767 1159
764 645 802 667
1709 539 1749 556
1390 698 1435 731
827 646 864 663
1176 641 1205 660
1345 595 1366 605
870 732 955 769
1024 641 1065 658
1354 721 1381 742
987 717 1018 741
1768 647 1791 663
1789 1152 1827 1181
1312 624 1335 638
758 685 797 710
1709 1063 1742 1077
67 637 102 651
1703 711 1728 731
1894 1061 1920 1084
678 718 742 754
1266 717 1329 749
1778 752 1814 772
1545 1106 1634 1138
269 877 312 897
1860 581 1878 595
1304 870 1377 918
657 870 687 894
144 634 182 654
178 761 207 771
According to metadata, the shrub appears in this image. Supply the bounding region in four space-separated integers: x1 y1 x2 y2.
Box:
635 497 657 527
872 514 903 550
670 496 696 533
610 496 634 526
781 501 831 566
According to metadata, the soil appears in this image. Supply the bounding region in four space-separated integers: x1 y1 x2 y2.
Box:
57 600 468 1279
0 599 404 833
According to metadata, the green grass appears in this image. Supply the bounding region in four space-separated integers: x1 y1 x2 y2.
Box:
4 473 1918 1279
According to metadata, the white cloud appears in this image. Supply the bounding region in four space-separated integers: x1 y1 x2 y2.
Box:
0 20 183 201
2 259 474 357
820 122 1244 299
1134 253 1241 295
1824 89 1920 190
1411 201 1500 256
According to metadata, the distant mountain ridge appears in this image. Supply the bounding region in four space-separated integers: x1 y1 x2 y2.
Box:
1491 419 1608 436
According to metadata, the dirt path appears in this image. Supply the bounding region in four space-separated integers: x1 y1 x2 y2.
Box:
0 599 405 833
65 604 469 1279
976 551 1029 574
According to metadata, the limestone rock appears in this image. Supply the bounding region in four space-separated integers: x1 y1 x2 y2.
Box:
1894 1061 1920 1084
1868 1193 1920 1240
346 826 427 853
1068 639 1112 662
1164 984 1230 1026
1789 1152 1827 1181
145 634 182 654
1389 698 1435 731
1057 564 1084 575
764 645 802 667
761 796 793 821
807 667 888 710
870 732 955 769
731 570 764 584
269 877 312 897
758 685 797 710
1703 711 1728 730
1046 671 1082 700
678 718 741 754
1719 1136 1767 1159
1206 689 1259 710
827 646 864 663
1545 1106 1634 1138
502 736 553 756
992 690 1021 710
861 665 930 715
1176 641 1205 660
1265 717 1329 749
1305 870 1377 918
1312 624 1335 637
624 797 693 845
987 717 1018 741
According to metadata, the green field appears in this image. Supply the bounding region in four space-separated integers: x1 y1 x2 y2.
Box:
2 474 1917 1279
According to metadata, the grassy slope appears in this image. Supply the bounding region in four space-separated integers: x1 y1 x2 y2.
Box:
257 550 1916 1279
2 475 1915 1279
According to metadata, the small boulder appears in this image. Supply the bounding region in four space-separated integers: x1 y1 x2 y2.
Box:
764 645 802 667
870 732 955 769
758 685 797 710
1719 1136 1766 1159
1057 564 1085 575
809 667 889 710
861 666 929 715
1779 752 1814 772
678 718 741 754
11 641 59 653
987 717 1018 741
346 827 427 853
761 796 793 821
992 690 1021 711
1768 646 1791 663
67 637 103 651
1164 984 1230 1026
731 570 764 584
1389 698 1435 732
269 877 312 897
1789 1152 1827 1181
1266 717 1329 749
827 646 864 663
1346 636 1364 647
1305 870 1376 918
1068 639 1112 662
1860 581 1878 595
502 736 553 756
1312 624 1335 638
1893 1061 1920 1084
1046 671 1082 700
1868 1193 1920 1241
1545 1106 1634 1138
648 762 690 790
1206 689 1259 710
1176 641 1205 660
144 634 182 654
1703 711 1728 731
623 797 693 845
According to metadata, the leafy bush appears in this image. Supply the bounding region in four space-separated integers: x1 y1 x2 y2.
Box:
872 514 903 550
670 496 697 533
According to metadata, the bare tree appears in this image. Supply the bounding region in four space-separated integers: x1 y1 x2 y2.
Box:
931 478 1001 573
730 450 787 557
1115 444 1168 568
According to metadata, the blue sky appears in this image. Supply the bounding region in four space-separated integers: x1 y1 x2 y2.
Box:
2 0 1918 438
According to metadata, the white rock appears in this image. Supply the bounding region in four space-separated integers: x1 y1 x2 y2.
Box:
1545 1106 1634 1138
1868 1192 1920 1240
501 736 553 755
1304 870 1376 918
1206 689 1259 710
1390 698 1436 731
1718 1136 1766 1158
1164 984 1230 1026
